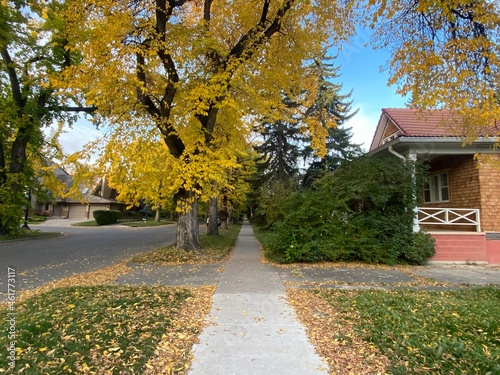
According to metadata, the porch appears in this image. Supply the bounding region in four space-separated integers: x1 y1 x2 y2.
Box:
417 207 500 265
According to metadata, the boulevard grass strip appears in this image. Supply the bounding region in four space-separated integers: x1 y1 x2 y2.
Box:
71 219 173 227
131 224 241 264
289 287 500 375
0 229 60 241
120 220 175 227
0 285 215 374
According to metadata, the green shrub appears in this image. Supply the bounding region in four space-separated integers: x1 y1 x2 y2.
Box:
253 180 296 228
259 156 435 265
401 230 436 265
93 210 121 225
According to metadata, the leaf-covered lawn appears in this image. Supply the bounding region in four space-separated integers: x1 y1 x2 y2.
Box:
132 224 241 264
288 287 500 375
0 285 214 374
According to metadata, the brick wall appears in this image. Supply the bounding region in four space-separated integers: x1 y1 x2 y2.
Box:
478 154 500 232
430 233 488 263
486 240 500 264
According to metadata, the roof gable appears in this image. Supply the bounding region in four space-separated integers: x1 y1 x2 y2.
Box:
370 108 499 151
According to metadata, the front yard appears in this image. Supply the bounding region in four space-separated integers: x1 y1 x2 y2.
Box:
289 287 500 374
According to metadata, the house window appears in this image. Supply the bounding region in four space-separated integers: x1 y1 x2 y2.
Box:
424 172 449 203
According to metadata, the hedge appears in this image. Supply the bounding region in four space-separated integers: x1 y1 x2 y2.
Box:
93 210 121 225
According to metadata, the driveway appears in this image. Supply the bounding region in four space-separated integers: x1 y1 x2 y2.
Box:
0 218 177 297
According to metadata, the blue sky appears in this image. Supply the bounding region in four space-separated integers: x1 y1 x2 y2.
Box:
59 32 408 155
334 31 407 151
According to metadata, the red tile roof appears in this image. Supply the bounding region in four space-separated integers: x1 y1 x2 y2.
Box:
370 108 500 151
382 108 465 137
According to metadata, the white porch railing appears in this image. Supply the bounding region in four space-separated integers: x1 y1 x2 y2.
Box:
417 207 481 232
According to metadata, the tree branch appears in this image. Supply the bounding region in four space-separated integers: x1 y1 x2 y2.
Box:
197 0 296 142
1 48 25 110
204 0 213 21
136 52 161 118
228 0 295 69
59 106 97 113
260 0 271 24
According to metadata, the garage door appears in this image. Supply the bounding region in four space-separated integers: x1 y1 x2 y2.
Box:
67 204 88 219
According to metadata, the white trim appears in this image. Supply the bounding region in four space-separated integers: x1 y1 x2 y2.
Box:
417 207 481 232
369 136 499 157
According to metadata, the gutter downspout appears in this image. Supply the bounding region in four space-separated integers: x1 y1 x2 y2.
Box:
388 145 406 162
388 146 420 232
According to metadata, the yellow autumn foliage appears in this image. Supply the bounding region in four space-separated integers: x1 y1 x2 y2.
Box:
365 0 500 141
49 0 357 215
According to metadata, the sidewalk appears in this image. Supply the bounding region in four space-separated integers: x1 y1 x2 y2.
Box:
188 221 327 374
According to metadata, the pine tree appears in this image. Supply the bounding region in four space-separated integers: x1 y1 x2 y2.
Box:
301 54 361 187
253 115 303 183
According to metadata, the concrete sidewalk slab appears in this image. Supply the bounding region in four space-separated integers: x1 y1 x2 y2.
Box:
188 222 327 374
412 266 500 285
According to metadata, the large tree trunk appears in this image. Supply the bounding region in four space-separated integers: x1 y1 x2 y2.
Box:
207 196 219 235
155 203 161 222
219 208 228 230
219 194 228 229
175 190 201 251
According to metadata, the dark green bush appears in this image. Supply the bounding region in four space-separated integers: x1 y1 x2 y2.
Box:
252 180 296 228
401 230 436 265
93 210 121 225
260 155 435 265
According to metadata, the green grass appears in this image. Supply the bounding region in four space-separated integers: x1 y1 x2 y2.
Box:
71 219 174 227
26 215 47 224
251 224 272 245
120 219 174 227
317 287 500 374
132 224 241 264
0 285 193 374
0 229 60 241
71 220 99 227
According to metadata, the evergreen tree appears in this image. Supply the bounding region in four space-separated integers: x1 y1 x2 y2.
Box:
253 115 303 183
302 55 362 187
252 53 360 189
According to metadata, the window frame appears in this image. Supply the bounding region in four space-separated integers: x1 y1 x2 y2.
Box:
423 172 450 203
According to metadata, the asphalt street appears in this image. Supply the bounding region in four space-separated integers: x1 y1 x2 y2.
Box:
0 220 176 296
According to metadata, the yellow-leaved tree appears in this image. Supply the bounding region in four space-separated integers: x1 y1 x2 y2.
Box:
366 0 500 138
55 0 356 250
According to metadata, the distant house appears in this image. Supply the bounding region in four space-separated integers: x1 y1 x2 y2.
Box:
32 167 125 219
369 108 500 264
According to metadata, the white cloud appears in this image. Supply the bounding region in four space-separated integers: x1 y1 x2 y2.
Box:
345 108 380 153
58 120 103 155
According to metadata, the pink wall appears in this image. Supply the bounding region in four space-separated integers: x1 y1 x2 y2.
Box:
430 233 489 263
486 240 500 265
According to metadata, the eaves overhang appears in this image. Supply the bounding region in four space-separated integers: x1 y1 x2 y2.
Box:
369 137 499 158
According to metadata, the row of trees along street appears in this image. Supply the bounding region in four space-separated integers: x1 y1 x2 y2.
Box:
1 0 499 252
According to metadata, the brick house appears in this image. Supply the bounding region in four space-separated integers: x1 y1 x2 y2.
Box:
369 108 500 264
